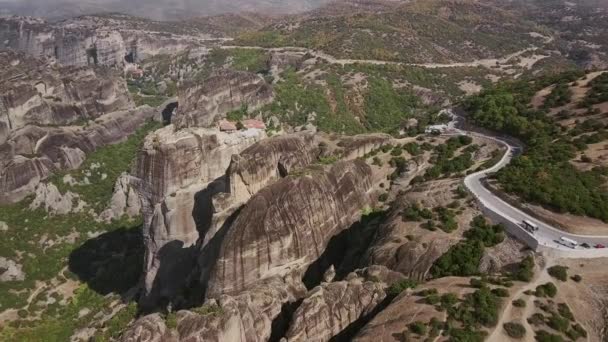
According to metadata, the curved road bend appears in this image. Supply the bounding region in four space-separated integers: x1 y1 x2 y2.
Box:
457 118 608 254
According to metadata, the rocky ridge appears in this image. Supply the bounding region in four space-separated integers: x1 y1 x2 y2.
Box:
0 15 223 67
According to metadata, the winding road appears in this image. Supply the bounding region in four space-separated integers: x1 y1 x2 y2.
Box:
457 115 608 256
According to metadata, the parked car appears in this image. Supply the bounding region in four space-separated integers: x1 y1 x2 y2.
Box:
581 243 591 249
595 244 606 249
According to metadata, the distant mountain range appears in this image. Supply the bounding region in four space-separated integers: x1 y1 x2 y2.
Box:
0 0 333 20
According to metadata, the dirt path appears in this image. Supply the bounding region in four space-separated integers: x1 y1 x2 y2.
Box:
487 262 552 341
221 45 547 70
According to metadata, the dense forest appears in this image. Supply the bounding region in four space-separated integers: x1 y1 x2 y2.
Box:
463 71 608 222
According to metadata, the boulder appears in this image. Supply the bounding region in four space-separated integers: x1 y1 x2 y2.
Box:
29 182 86 215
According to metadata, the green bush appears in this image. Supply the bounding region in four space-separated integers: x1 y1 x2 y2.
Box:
557 303 574 321
512 298 526 308
409 321 427 335
571 274 582 282
431 216 503 277
548 265 569 282
536 282 557 298
387 279 418 296
512 256 535 282
535 330 565 342
503 322 526 339
491 288 509 298
547 313 570 333
166 312 178 329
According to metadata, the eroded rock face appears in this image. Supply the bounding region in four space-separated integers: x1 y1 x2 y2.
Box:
0 106 157 203
121 313 178 342
174 70 274 129
0 15 218 67
0 51 133 140
135 126 266 308
284 266 403 342
98 173 142 222
224 132 319 212
29 182 87 215
124 276 306 342
204 159 375 298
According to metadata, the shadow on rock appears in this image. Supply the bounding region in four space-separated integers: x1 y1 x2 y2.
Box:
68 224 144 296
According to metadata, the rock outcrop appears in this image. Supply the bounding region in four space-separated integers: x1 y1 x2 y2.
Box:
120 313 178 342
0 106 156 203
284 266 404 342
29 182 87 215
98 173 142 222
135 126 266 308
0 51 133 141
124 276 306 342
174 70 274 129
203 159 376 298
0 15 220 67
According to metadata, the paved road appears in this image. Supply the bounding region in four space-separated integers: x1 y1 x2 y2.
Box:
460 125 608 253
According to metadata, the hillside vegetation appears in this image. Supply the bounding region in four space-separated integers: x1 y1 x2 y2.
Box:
234 0 545 63
464 70 608 221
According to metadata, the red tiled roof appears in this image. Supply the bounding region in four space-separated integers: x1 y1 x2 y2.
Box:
219 119 237 131
242 119 266 129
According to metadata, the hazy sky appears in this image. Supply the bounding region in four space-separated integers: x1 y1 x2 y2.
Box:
0 0 331 20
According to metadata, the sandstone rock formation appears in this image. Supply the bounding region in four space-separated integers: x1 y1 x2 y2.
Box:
0 106 156 203
98 173 143 222
353 277 474 342
0 15 221 67
284 266 404 342
174 70 274 129
124 276 306 342
29 182 87 215
204 159 376 298
0 257 25 282
135 126 266 307
0 51 133 142
120 313 178 342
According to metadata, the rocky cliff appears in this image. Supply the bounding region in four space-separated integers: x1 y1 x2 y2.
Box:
203 159 375 298
0 15 221 67
284 266 404 342
0 106 156 203
0 51 133 144
135 125 266 308
174 70 274 129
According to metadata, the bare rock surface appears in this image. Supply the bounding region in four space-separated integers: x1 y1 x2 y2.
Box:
0 257 25 282
0 15 220 67
135 126 266 307
121 313 178 342
0 106 156 203
204 159 376 298
353 277 475 342
98 173 142 222
284 266 404 342
29 182 87 215
0 51 133 139
174 70 274 129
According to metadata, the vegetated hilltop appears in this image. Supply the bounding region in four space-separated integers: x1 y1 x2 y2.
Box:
489 0 608 68
464 69 608 232
0 0 333 21
233 0 549 63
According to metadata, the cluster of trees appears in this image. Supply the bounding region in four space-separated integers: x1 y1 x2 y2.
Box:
582 72 608 106
425 136 474 180
464 72 608 222
543 82 572 109
431 216 504 277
